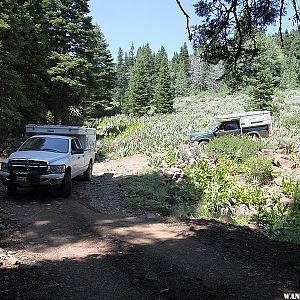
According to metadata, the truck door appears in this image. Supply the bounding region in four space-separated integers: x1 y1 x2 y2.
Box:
215 120 241 137
74 138 87 171
71 138 84 177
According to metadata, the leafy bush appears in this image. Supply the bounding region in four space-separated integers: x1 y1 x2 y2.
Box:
179 158 262 216
283 114 300 129
278 204 300 244
240 156 274 185
282 177 300 201
204 135 261 161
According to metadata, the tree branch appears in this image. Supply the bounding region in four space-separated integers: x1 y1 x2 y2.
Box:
279 0 284 47
175 0 193 41
291 0 300 28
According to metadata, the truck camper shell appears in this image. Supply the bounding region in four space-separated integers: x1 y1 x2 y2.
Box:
25 124 96 150
215 111 272 129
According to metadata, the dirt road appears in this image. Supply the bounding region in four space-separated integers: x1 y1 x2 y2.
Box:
0 156 300 299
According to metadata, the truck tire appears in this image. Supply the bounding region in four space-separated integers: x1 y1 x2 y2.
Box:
198 140 209 146
248 133 260 140
83 162 93 181
59 173 72 198
7 186 17 196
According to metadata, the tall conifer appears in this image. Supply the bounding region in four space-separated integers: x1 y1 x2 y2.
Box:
154 57 174 113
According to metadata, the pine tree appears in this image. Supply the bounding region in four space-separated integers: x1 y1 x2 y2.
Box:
178 42 189 75
154 57 174 113
0 0 48 136
289 31 300 83
19 0 48 124
42 0 105 124
171 48 189 97
174 62 189 96
85 25 116 119
128 42 135 68
124 45 154 115
113 48 127 109
124 57 151 115
248 34 283 110
155 46 168 74
137 43 156 99
0 0 24 136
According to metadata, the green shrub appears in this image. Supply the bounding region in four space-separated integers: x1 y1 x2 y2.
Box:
283 114 300 129
262 200 300 244
241 156 274 185
204 135 261 162
282 177 300 201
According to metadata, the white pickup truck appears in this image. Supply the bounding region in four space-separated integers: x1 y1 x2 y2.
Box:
0 125 96 197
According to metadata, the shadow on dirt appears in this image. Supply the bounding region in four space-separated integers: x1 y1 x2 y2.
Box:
0 214 300 299
0 173 300 299
1 218 299 300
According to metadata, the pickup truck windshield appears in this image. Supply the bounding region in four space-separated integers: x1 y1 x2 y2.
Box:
19 137 69 153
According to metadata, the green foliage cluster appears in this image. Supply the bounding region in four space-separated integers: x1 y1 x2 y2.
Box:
169 153 299 243
240 156 274 185
204 135 261 161
283 114 300 129
282 177 300 201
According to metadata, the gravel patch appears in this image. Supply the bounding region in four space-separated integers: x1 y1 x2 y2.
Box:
74 154 149 216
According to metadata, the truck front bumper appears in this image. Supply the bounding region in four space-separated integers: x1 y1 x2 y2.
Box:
0 171 64 187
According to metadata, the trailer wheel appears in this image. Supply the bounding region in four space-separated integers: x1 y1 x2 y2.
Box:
7 186 17 196
59 173 72 198
83 162 93 181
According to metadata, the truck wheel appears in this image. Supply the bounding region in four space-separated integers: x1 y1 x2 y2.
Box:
249 133 260 141
7 186 17 196
198 140 209 146
83 162 93 181
59 173 72 198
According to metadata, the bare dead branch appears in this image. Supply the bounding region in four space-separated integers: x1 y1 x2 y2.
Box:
175 0 193 41
292 0 300 26
279 0 284 47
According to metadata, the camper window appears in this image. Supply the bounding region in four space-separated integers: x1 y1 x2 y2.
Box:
223 120 240 131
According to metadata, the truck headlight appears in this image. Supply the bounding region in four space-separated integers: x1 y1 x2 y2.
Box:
48 165 66 174
1 162 9 172
189 136 197 142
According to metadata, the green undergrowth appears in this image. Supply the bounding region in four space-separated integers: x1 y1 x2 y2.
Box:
204 135 263 161
122 169 170 215
94 92 300 244
122 136 300 244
